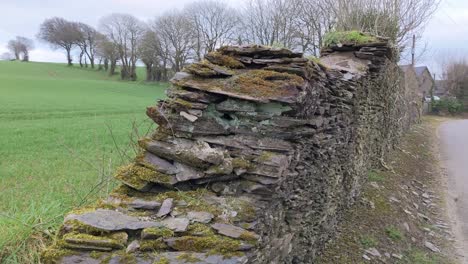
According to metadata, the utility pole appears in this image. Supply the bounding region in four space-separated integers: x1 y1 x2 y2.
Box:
411 34 416 66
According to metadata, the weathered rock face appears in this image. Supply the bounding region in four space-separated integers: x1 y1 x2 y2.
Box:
43 36 420 264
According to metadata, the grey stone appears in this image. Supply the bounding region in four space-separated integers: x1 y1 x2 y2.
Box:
187 211 214 224
157 198 174 218
64 209 161 231
126 240 140 253
175 162 206 182
211 223 258 239
180 111 198 122
139 152 177 175
128 199 161 210
161 217 190 232
424 241 440 253
365 248 381 257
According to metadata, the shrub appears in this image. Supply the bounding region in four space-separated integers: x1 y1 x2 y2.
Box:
360 235 378 248
323 31 378 47
431 98 464 114
385 226 403 241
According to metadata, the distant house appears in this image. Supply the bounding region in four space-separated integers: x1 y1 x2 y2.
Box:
399 65 423 122
414 66 435 99
434 80 448 97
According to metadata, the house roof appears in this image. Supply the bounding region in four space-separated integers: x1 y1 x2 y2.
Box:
414 66 430 77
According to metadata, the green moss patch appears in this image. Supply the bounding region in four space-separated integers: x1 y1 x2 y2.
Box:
205 51 245 69
115 163 173 186
62 232 127 250
142 227 174 239
184 60 234 77
176 253 202 263
139 238 168 251
187 223 216 237
229 70 304 99
323 31 379 47
169 235 241 253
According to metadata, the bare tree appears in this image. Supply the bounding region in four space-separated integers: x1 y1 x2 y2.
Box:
99 13 145 81
295 0 334 56
7 36 34 61
184 0 240 60
75 23 99 68
321 0 439 51
153 11 196 73
440 58 468 99
37 17 81 66
96 34 119 76
240 0 299 48
139 29 169 82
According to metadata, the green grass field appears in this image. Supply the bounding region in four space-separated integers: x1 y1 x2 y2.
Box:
0 61 168 263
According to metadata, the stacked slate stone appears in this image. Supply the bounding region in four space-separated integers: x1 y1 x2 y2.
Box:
43 34 416 264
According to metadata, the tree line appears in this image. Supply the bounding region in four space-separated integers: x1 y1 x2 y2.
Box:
5 0 439 82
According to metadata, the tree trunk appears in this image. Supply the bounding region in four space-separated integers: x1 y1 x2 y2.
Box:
66 48 73 66
98 58 103 71
104 58 109 71
145 63 153 82
79 51 84 68
109 59 116 76
90 57 95 69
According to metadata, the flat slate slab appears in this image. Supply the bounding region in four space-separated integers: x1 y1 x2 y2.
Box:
156 198 173 217
65 209 161 231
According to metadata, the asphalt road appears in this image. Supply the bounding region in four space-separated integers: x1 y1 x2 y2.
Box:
440 119 468 262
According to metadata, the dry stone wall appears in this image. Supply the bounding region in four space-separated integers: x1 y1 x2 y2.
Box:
43 33 420 264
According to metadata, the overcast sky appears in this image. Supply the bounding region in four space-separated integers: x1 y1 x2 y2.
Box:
0 0 466 77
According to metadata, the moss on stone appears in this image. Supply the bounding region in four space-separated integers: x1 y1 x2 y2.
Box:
323 31 379 47
239 231 259 242
184 60 235 77
143 227 174 239
187 223 216 237
62 232 127 249
154 256 170 264
170 235 241 253
41 247 75 263
140 238 168 251
229 70 304 99
232 157 253 170
63 219 111 235
256 151 275 162
176 253 202 263
225 198 257 222
114 164 150 189
115 163 172 186
205 51 245 69
110 187 222 217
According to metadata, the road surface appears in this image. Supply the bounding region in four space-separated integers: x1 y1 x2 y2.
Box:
440 119 468 263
